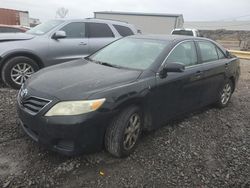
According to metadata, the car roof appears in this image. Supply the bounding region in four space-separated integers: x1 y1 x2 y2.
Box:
128 34 227 54
128 34 202 42
57 18 133 26
172 28 198 31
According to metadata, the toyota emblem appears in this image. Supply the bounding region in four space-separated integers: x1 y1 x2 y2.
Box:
20 88 28 98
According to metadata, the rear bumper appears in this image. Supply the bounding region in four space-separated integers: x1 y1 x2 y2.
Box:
17 104 114 156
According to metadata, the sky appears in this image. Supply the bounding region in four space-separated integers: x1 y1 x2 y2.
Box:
1 0 250 22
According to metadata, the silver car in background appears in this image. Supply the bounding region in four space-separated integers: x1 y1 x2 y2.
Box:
0 19 137 89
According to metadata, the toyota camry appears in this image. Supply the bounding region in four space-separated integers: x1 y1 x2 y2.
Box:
17 35 240 157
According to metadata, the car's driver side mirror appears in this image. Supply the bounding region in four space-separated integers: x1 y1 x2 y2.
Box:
225 50 234 58
52 31 66 39
159 62 185 78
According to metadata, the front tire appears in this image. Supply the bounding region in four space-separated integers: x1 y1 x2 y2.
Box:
105 106 142 158
1 56 39 89
216 80 233 108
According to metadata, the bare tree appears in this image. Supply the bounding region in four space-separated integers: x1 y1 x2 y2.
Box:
56 7 69 19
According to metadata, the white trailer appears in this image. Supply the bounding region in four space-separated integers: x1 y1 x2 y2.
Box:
94 11 184 34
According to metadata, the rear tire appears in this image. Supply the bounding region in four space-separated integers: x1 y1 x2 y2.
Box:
216 80 233 108
105 106 142 158
1 56 39 89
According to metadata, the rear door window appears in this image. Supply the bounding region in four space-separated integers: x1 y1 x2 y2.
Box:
88 23 114 38
166 41 198 67
113 24 134 37
198 41 218 62
60 22 85 38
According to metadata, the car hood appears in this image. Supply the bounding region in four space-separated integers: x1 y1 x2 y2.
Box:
26 59 142 100
0 33 35 42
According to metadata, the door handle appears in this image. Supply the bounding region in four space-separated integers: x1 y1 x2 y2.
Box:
195 71 203 79
79 42 87 46
225 63 229 69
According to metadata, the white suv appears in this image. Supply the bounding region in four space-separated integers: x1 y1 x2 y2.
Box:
171 28 200 37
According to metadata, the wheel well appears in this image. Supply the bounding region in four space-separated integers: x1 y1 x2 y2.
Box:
0 52 44 72
229 76 235 92
115 98 152 130
115 98 144 112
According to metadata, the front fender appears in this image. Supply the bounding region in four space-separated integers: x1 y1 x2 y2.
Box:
0 38 48 68
90 76 156 130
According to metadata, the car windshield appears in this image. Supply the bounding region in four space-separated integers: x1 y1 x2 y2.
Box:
172 30 193 36
26 20 64 35
89 38 168 70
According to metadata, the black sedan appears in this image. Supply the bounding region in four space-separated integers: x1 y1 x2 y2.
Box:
17 35 240 157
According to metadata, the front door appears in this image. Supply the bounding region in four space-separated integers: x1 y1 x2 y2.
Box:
48 22 89 66
151 41 205 126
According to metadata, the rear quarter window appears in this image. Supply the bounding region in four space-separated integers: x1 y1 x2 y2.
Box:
113 24 134 37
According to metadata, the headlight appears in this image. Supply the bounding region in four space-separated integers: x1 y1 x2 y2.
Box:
45 98 106 116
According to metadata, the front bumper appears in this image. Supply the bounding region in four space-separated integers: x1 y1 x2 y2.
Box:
17 103 114 156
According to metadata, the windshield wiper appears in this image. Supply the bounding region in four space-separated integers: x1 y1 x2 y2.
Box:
84 57 93 61
85 57 122 69
100 62 122 69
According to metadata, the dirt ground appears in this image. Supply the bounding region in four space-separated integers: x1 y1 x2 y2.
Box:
0 60 249 188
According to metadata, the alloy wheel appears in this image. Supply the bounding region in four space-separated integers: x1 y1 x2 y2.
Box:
11 63 34 85
123 113 141 150
221 83 232 105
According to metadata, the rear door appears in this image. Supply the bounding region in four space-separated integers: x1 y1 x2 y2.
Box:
48 22 89 65
196 40 228 105
87 22 116 54
152 40 204 125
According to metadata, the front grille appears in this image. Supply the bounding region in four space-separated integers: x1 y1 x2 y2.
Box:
20 96 51 114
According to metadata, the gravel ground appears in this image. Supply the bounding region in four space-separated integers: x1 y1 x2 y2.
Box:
0 60 249 188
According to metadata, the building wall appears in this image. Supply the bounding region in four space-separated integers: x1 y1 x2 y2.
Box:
0 8 20 25
19 11 29 27
176 17 184 28
95 13 182 34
